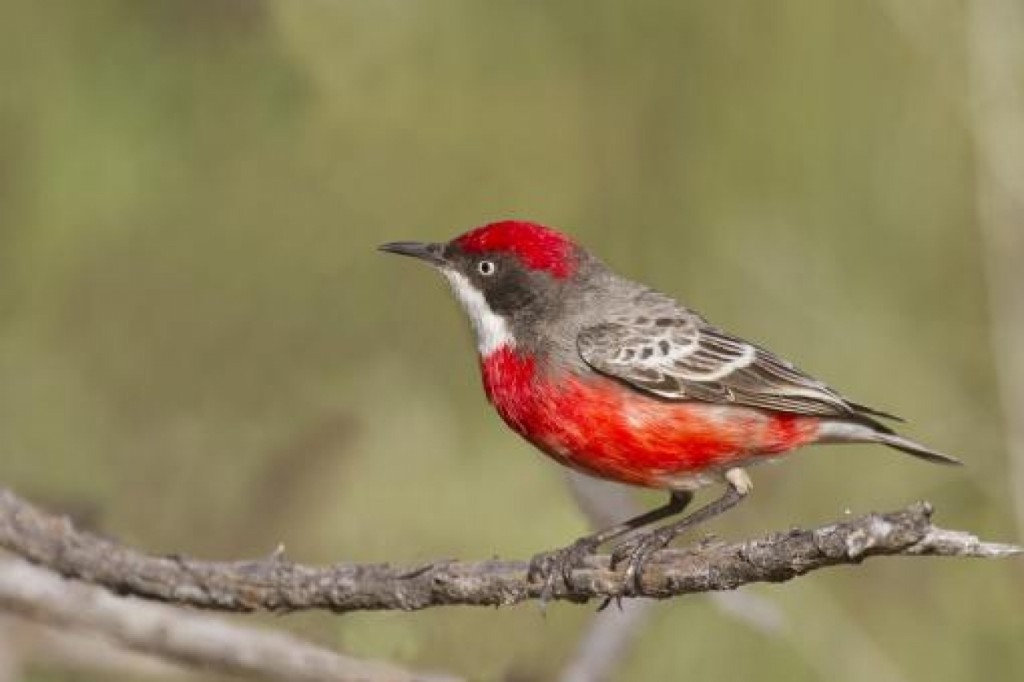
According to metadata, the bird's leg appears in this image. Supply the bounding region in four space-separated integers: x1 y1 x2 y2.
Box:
611 468 752 594
529 490 694 601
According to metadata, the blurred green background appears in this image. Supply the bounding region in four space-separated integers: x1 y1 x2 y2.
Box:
1 1 1021 680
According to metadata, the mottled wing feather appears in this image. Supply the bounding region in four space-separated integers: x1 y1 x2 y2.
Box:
577 314 868 419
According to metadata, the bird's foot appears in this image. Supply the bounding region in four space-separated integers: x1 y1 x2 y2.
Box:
609 528 675 595
528 536 601 604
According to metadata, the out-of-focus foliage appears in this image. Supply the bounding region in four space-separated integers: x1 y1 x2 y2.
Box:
0 1 1019 680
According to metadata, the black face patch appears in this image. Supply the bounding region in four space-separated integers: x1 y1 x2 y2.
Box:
443 246 558 320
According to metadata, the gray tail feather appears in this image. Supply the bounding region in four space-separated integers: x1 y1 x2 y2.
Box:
873 432 962 466
818 420 962 466
849 401 905 423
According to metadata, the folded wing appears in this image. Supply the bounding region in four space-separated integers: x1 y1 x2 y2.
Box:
577 313 893 422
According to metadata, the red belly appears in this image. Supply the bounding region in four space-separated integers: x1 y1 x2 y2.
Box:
480 346 819 488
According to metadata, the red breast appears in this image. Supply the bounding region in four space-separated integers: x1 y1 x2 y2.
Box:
480 345 820 488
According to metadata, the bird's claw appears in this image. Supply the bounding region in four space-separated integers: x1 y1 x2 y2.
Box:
596 594 625 612
528 536 601 603
527 550 560 604
609 529 674 595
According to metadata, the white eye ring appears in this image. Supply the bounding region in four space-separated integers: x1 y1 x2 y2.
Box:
477 260 496 276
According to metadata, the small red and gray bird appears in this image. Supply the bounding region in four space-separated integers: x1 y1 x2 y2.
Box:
380 220 959 593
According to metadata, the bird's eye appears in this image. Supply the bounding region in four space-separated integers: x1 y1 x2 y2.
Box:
477 260 497 276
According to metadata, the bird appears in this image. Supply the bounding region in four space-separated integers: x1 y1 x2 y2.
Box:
379 220 959 596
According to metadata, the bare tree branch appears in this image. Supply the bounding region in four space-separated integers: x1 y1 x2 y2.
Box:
558 475 908 682
0 487 1017 614
0 558 457 682
1 612 183 679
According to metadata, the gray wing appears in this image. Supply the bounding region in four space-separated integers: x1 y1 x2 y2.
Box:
577 313 893 420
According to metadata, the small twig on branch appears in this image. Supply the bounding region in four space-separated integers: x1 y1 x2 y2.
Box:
0 557 457 682
0 487 1017 613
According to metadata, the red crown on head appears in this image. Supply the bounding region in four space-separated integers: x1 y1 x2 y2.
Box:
453 220 576 279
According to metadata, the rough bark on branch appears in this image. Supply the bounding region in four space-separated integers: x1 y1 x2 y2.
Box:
0 487 1018 613
0 558 455 682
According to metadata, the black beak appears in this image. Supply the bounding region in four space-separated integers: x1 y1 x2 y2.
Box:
378 241 447 266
